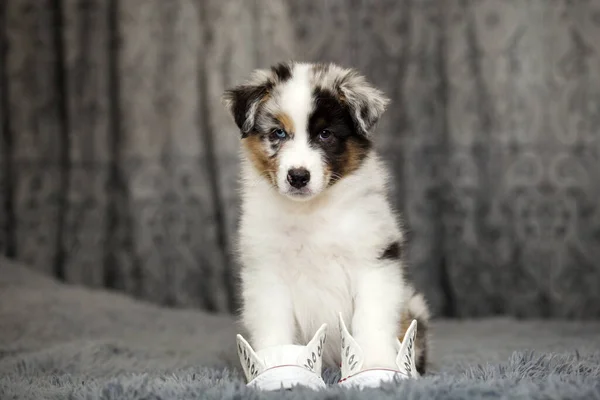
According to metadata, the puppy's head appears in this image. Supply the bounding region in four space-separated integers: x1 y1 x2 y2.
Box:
223 61 389 201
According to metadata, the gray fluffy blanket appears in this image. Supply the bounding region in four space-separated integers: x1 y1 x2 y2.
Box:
1 257 599 399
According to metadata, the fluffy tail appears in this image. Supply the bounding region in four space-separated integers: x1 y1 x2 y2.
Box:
399 288 431 375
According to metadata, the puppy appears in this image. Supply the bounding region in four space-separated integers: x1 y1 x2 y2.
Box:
223 61 430 374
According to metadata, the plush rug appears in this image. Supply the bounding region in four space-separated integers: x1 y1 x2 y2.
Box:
1 257 599 399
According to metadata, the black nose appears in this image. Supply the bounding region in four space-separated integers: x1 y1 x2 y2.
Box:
287 168 311 189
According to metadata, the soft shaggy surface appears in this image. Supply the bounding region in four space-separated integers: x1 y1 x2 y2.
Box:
1 258 599 399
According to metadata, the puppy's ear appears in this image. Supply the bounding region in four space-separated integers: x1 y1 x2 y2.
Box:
222 69 272 137
336 70 390 137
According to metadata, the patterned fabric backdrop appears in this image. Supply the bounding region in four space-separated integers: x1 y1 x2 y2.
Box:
1 0 599 318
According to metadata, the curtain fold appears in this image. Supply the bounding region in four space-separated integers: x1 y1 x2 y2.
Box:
1 0 599 318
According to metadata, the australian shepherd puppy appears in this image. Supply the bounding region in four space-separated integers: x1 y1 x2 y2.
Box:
223 61 430 374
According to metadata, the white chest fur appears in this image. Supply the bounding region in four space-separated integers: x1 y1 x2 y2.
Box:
242 209 359 366
238 156 402 367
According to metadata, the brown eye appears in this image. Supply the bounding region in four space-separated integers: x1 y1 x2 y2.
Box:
319 129 332 140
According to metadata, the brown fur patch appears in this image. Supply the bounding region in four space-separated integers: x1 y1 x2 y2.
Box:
242 135 277 185
275 112 295 135
337 138 370 179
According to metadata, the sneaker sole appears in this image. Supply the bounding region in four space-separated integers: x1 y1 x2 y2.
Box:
338 369 409 389
247 365 327 391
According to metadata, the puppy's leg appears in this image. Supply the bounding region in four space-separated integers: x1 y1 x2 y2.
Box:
241 268 295 350
351 264 404 370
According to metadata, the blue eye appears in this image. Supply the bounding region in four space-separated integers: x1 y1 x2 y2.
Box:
270 128 288 140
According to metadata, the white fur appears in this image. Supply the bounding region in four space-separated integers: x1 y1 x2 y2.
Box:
266 64 327 199
235 62 416 371
238 151 412 369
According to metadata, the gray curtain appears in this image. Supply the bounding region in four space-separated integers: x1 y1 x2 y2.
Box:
1 0 599 318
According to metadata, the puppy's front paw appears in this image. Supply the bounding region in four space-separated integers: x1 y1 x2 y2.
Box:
338 313 398 374
355 340 397 370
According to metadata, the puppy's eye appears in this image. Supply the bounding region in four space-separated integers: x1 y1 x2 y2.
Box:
318 129 332 141
269 128 288 141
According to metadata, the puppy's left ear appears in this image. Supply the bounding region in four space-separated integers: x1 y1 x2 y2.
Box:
222 69 272 137
337 71 390 137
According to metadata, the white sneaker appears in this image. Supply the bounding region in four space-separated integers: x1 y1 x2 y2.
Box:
236 324 328 391
337 313 419 389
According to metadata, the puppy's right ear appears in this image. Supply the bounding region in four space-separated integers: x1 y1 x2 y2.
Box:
222 70 272 137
